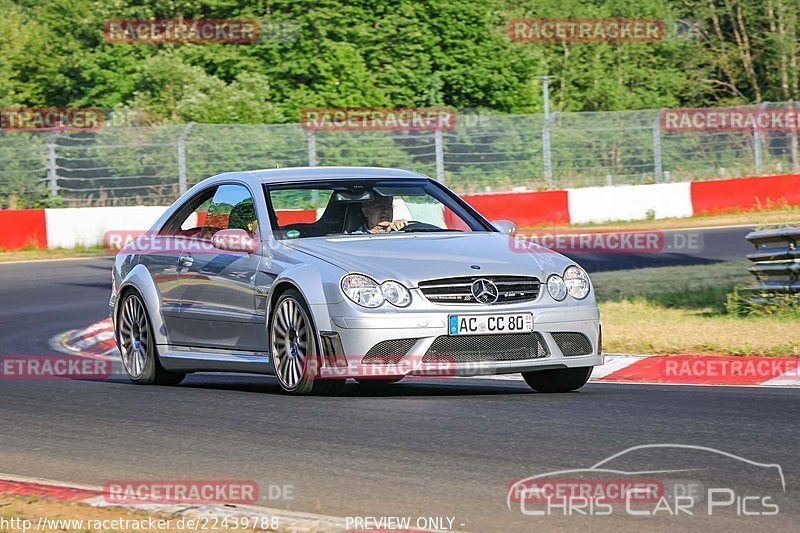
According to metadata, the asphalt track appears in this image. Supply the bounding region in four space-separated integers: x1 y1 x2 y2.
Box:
1 226 797 532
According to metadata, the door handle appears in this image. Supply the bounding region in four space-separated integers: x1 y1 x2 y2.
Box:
178 252 194 267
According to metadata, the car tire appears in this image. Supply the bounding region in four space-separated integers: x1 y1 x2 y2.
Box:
117 291 186 386
354 377 404 386
522 367 592 393
270 289 346 396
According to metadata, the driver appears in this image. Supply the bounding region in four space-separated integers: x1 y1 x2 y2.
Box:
357 193 408 233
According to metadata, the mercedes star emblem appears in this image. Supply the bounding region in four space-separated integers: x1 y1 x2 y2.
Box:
471 278 499 304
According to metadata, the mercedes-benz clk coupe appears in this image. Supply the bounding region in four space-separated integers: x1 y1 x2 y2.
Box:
111 167 602 395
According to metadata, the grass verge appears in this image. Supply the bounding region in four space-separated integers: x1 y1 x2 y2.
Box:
522 204 800 232
0 246 111 263
593 261 799 356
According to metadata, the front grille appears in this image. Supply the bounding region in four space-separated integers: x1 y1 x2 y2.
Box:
552 332 593 356
418 276 541 305
362 338 420 364
422 333 549 363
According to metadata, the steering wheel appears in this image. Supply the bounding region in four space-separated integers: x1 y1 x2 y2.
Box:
400 221 442 232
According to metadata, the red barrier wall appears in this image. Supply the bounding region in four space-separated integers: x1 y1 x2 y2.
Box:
2 175 797 252
275 209 317 225
201 209 316 227
461 190 571 226
0 209 47 250
691 173 800 214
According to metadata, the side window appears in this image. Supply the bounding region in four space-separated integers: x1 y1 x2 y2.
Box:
181 197 213 231
203 184 260 239
160 187 218 237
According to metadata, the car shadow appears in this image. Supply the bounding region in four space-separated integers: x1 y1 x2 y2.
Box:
170 375 563 397
87 372 598 397
152 374 534 398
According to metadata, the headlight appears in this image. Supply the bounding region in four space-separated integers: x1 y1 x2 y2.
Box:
547 274 567 301
341 274 384 308
564 265 590 299
381 280 411 307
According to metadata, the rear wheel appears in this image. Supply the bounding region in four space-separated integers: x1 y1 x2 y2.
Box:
522 367 592 393
270 289 346 395
117 291 186 386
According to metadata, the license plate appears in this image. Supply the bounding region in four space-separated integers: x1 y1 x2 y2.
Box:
448 313 533 335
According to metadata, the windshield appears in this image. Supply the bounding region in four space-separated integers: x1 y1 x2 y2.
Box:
266 179 491 239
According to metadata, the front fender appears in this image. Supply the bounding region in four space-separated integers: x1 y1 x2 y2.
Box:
116 263 169 346
268 263 345 332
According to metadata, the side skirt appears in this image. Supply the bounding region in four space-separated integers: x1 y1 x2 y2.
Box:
159 345 273 374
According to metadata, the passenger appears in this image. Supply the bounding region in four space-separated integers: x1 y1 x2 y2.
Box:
228 198 259 237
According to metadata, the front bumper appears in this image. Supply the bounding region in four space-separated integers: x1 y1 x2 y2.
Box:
318 303 602 378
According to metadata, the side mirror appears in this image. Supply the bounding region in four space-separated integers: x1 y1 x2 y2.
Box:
211 229 258 253
492 219 518 236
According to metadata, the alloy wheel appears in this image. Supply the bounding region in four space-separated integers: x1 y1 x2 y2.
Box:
119 294 149 379
271 297 311 390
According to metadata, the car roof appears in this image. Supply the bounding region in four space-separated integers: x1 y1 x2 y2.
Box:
245 166 430 183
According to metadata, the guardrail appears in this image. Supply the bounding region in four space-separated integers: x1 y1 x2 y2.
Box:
745 227 800 301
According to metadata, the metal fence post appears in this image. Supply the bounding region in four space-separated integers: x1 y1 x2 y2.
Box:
46 132 59 197
434 128 444 183
307 130 317 166
542 112 555 188
791 100 800 172
307 131 318 206
177 122 196 195
653 111 663 182
753 102 767 175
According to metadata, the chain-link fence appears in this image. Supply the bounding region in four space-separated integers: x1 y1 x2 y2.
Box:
2 103 798 208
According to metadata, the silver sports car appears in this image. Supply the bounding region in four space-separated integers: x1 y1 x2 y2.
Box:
111 167 602 395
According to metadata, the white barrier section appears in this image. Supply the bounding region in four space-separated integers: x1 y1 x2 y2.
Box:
567 182 693 224
404 202 446 227
44 206 169 249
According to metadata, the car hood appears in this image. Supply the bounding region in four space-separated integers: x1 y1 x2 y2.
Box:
281 232 574 286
